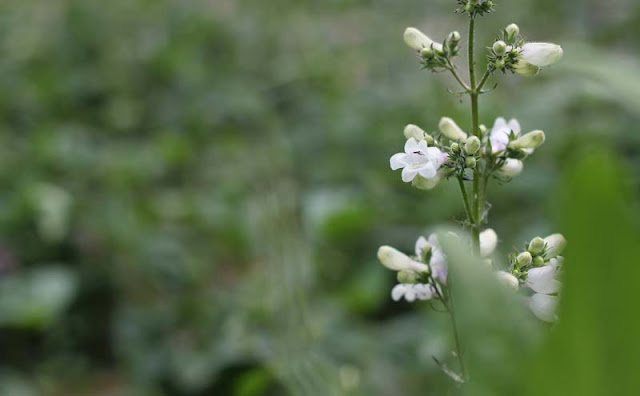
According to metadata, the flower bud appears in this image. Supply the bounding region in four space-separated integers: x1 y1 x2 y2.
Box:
533 256 545 267
412 174 440 190
404 27 442 52
404 124 426 141
397 270 419 284
425 135 435 145
516 251 533 267
513 60 540 77
451 142 460 153
497 158 523 177
465 156 476 169
479 124 487 137
505 23 519 44
438 117 468 141
543 233 567 259
480 228 498 257
495 58 505 69
528 237 545 255
464 136 481 154
420 48 434 59
493 40 507 56
497 271 519 291
521 42 563 67
377 246 430 273
509 130 545 150
448 31 461 45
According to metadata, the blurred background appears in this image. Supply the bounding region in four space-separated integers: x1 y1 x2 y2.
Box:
1 0 640 395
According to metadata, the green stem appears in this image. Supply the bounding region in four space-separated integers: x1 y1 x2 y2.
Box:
477 68 492 92
448 296 466 382
468 16 482 254
447 59 471 91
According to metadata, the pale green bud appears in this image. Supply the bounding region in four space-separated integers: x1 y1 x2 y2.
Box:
479 124 487 137
493 40 507 56
509 130 545 150
543 233 567 259
451 142 460 153
420 48 434 58
464 136 481 154
397 270 419 284
505 23 520 44
448 31 461 44
528 237 545 255
404 124 426 141
513 60 540 77
377 246 430 273
465 156 476 169
516 251 533 267
412 174 440 190
533 256 545 267
439 117 468 141
495 58 506 69
425 135 435 145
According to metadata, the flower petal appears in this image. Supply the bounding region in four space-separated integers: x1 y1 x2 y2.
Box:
404 138 419 154
418 163 437 179
521 42 563 67
529 293 558 322
526 265 561 294
507 118 521 134
390 153 407 170
391 284 406 301
415 236 428 257
401 167 418 182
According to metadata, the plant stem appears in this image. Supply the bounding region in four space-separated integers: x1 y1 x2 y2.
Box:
447 59 471 91
468 16 482 254
457 176 474 224
477 68 492 92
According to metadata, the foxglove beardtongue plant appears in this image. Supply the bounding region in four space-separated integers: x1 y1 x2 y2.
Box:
377 0 564 384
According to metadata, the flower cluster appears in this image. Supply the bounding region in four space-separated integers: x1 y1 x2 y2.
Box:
378 229 497 302
389 116 545 189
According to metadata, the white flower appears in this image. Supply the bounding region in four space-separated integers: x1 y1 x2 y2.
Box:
513 60 540 77
488 117 520 153
391 283 435 302
377 246 429 273
521 43 563 67
438 117 468 141
390 138 448 183
479 228 498 257
497 158 523 177
496 271 519 291
526 260 563 322
403 27 443 52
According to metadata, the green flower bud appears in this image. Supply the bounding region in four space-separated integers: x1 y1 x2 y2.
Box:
397 270 419 284
509 130 545 150
464 136 481 154
493 40 507 56
479 124 487 137
377 246 430 273
528 237 545 255
495 58 505 69
533 256 545 267
505 23 520 44
425 135 435 145
451 142 460 153
412 174 440 190
543 233 567 259
516 251 533 267
420 48 434 59
439 117 468 141
448 31 461 44
465 156 476 168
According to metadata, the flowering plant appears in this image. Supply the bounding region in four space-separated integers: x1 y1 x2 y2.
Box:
377 0 565 383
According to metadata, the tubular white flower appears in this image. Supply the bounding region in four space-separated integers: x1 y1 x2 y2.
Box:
390 138 448 183
403 27 443 52
439 117 468 141
529 293 558 322
377 246 429 273
479 228 498 257
391 283 434 302
508 130 545 150
543 233 567 259
496 271 519 291
464 136 481 154
513 60 540 77
521 42 563 67
497 158 523 177
404 124 427 141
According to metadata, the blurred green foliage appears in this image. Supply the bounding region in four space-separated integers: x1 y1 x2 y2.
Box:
0 0 639 395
